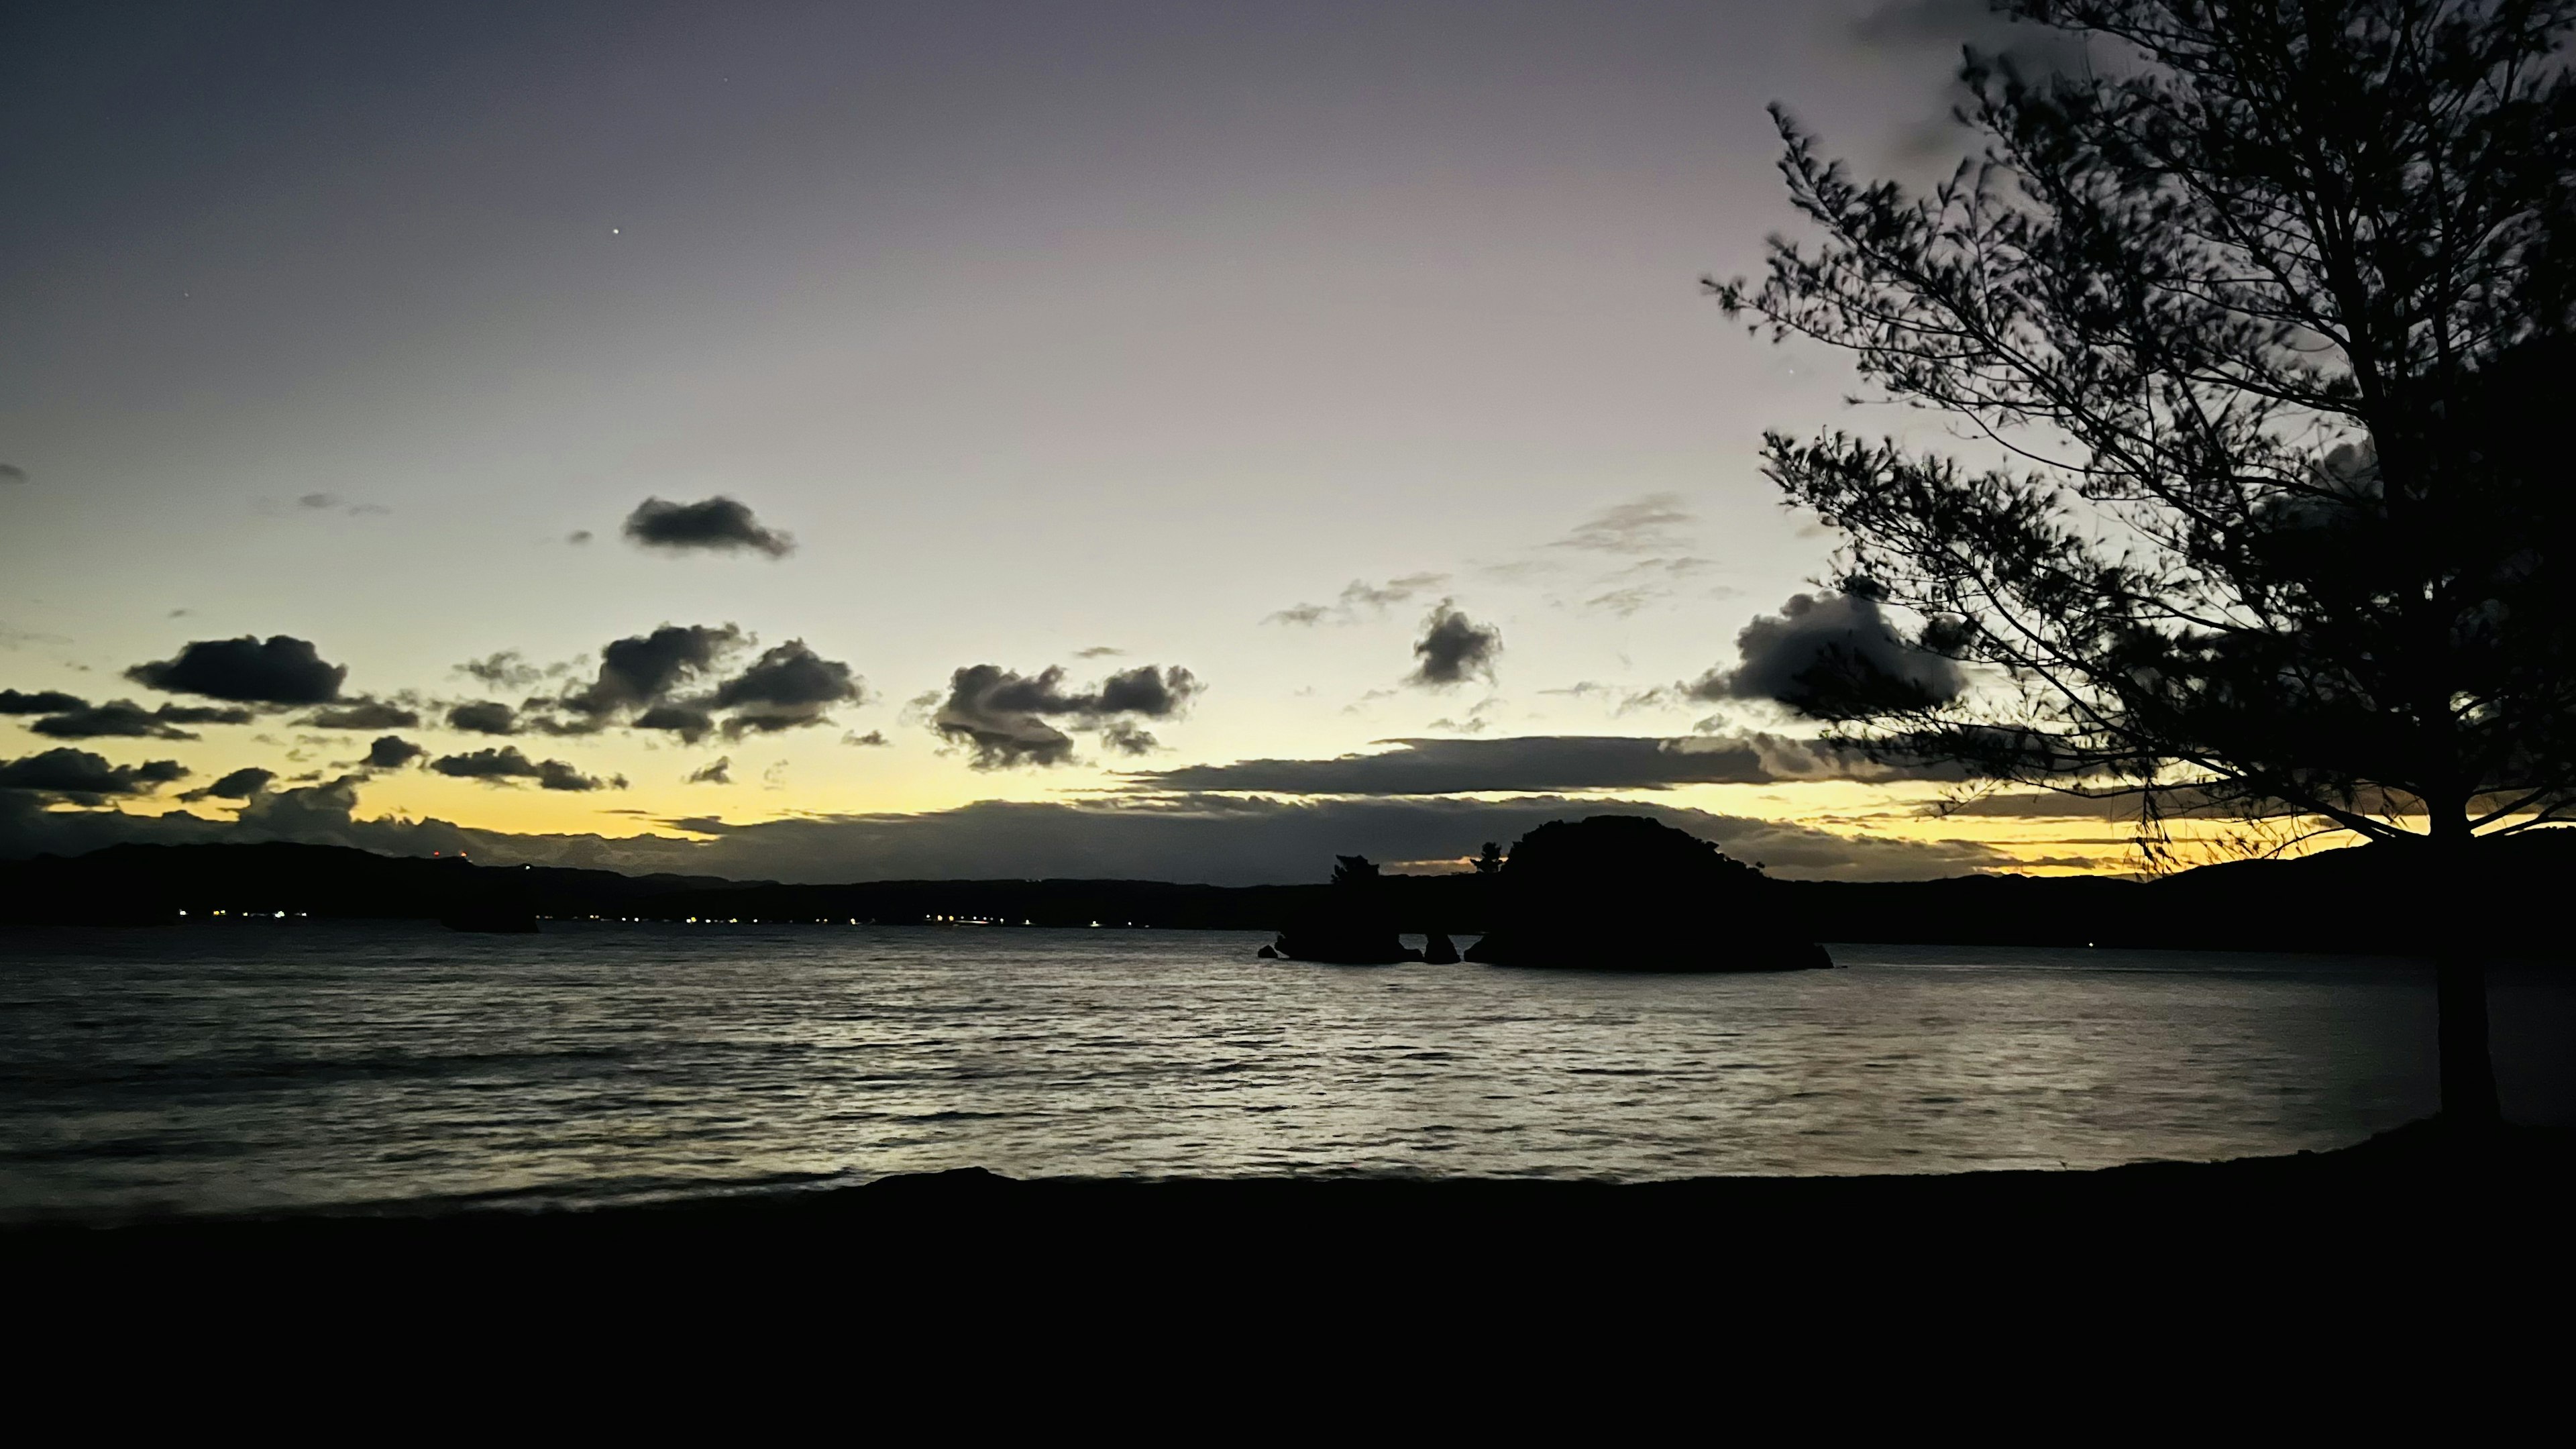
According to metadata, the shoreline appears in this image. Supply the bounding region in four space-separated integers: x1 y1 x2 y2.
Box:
13 1118 2568 1240
13 1122 2573 1326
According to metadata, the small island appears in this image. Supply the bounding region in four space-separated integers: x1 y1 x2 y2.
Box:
1271 855 1419 965
1464 815 1831 973
1265 815 1831 971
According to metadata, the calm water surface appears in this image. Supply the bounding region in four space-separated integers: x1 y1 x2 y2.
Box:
4 922 2570 1222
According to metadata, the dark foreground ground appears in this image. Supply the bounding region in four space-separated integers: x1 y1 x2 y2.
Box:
10 1129 2559 1419
13 1122 2572 1334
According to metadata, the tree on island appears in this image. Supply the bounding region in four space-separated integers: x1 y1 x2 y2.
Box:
1715 0 2576 1122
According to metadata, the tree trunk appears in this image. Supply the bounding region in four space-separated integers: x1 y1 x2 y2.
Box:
2430 816 2501 1126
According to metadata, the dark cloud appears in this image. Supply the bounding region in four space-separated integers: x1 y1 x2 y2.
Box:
843 730 890 747
0 688 89 714
1850 0 2096 158
427 747 535 781
1550 494 1693 555
1407 602 1501 688
1097 720 1161 756
1131 733 1970 796
1853 0 2011 46
457 650 566 690
1691 590 1966 719
621 795 2017 884
181 766 276 802
928 663 1202 769
621 496 794 557
563 624 741 717
1093 664 1197 717
566 530 595 545
0 748 188 800
687 756 733 785
259 492 385 519
364 735 425 769
152 704 254 727
445 700 522 735
429 746 618 792
30 700 255 740
127 635 346 705
303 699 421 731
540 759 621 792
633 704 716 744
709 640 863 736
0 464 26 484
1265 572 1450 627
1074 646 1126 659
0 780 2015 883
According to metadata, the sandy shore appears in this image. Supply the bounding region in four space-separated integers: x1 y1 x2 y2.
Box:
11 1122 2569 1290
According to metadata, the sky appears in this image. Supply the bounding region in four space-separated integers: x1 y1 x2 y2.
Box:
0 0 2157 883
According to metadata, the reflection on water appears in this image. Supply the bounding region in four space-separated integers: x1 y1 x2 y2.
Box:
2 922 2569 1220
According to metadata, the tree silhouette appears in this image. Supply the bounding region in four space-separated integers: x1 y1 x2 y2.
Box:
1474 842 1506 875
1714 0 2576 1122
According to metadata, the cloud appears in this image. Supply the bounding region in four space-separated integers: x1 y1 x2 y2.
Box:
265 492 386 519
1097 720 1162 755
1550 494 1695 555
633 704 716 743
364 735 425 769
1074 646 1126 659
0 689 89 714
843 730 890 747
687 756 733 785
303 699 421 731
562 624 741 718
1130 733 1968 796
1407 601 1501 688
0 464 26 484
566 529 595 545
623 795 2017 884
1342 572 1451 609
545 761 624 792
927 662 1201 769
1849 0 2095 158
455 651 575 691
566 635 863 743
621 496 794 557
0 776 2015 883
429 746 619 792
708 641 864 736
127 635 346 705
30 700 255 740
0 747 188 801
1265 572 1451 627
181 766 276 802
1581 557 1719 618
445 700 522 735
1690 590 1966 719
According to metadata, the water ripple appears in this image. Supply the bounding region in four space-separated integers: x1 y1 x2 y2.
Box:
2 922 2570 1222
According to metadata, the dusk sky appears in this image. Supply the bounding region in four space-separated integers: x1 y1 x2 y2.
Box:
0 0 2135 883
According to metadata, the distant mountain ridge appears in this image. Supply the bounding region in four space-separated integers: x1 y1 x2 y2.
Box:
1 833 2569 958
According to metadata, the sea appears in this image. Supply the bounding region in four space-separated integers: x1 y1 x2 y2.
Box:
4 922 2571 1224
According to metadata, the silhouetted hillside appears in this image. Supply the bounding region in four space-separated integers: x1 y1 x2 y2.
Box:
3 832 2569 958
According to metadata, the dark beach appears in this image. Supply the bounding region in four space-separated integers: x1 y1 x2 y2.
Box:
16 1123 2571 1304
